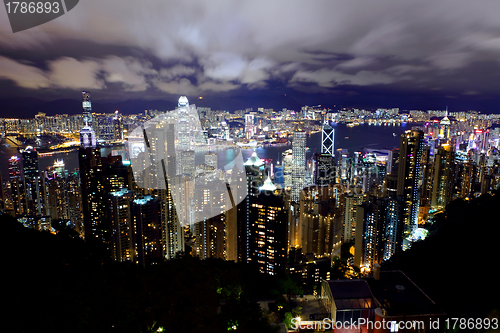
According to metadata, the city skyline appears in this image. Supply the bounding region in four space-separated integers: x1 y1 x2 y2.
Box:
1 2 500 331
2 1 500 115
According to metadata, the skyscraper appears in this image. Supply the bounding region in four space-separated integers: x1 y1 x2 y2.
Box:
321 122 335 155
80 92 97 148
245 114 255 139
313 153 335 186
431 144 454 211
248 178 287 275
238 151 266 263
354 196 403 271
8 155 23 216
343 193 363 243
291 131 306 203
397 130 424 236
177 96 192 151
21 146 43 216
82 91 92 127
298 185 338 257
132 194 164 266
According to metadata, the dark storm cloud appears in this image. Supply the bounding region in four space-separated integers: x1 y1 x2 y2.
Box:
0 0 500 109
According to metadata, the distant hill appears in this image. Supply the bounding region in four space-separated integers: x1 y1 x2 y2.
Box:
0 98 178 118
0 92 308 118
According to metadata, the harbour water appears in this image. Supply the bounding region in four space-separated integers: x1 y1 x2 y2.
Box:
0 122 413 178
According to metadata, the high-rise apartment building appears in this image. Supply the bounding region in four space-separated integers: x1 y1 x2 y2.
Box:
354 196 403 271
397 130 424 236
248 179 287 276
343 193 363 243
431 144 454 211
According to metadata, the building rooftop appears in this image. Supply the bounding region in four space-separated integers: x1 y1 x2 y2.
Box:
244 151 264 167
366 270 445 317
326 280 374 310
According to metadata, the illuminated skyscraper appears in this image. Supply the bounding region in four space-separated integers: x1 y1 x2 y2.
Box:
248 179 287 275
238 151 266 263
343 193 363 243
431 144 454 211
80 92 97 148
291 131 306 203
8 155 23 216
132 195 164 266
354 196 402 271
108 188 136 263
282 149 293 191
79 149 132 253
21 146 44 216
245 114 255 139
321 122 335 155
298 186 338 257
82 91 92 127
79 147 106 243
177 96 192 151
113 111 123 141
397 130 424 236
313 153 335 186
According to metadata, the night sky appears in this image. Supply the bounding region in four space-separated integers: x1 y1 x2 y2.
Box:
1 0 500 115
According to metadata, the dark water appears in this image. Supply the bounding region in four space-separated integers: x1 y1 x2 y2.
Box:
0 123 411 178
241 122 410 163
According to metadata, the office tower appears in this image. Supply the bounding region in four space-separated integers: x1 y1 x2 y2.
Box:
243 151 265 196
359 154 379 194
80 123 97 148
387 149 400 175
343 193 363 243
397 130 424 236
245 114 255 139
21 146 43 216
312 153 335 186
113 111 123 141
321 122 335 155
354 196 402 271
282 149 293 191
177 96 192 151
82 91 92 128
274 162 285 189
431 144 454 211
8 156 23 216
291 131 306 203
337 149 350 183
248 179 287 275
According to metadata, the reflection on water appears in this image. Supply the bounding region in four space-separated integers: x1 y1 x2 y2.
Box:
0 123 412 178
